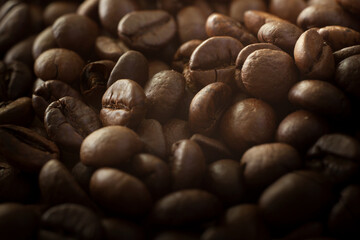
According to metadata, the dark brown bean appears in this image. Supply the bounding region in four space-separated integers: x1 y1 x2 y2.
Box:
269 0 306 24
0 97 33 126
335 54 360 98
318 26 360 51
94 36 129 62
43 2 78 26
163 118 192 155
172 39 202 73
32 27 58 60
229 0 267 23
243 10 283 36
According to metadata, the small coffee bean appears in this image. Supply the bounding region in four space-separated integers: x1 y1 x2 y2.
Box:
0 97 33 126
318 26 360 51
177 6 208 44
32 27 58 60
94 36 129 62
4 35 35 68
243 10 283 36
172 39 202 73
333 45 360 63
101 79 147 128
90 167 152 216
77 0 100 22
43 1 78 26
163 118 192 155
335 54 360 98
337 0 360 15
80 125 143 168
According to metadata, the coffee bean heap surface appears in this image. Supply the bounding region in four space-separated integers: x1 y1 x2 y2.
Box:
1 0 360 239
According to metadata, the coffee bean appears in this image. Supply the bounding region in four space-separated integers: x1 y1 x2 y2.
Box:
44 96 102 151
101 79 147 128
177 6 208 43
155 231 199 240
90 167 152 216
240 143 302 195
172 39 202 73
241 49 298 102
80 60 115 111
144 70 185 123
102 218 144 240
71 161 96 193
77 0 99 22
243 10 283 36
318 26 360 51
32 79 82 120
34 48 85 85
276 110 329 152
185 36 243 92
335 54 360 98
333 45 360 63
80 125 143 168
337 0 360 15
0 97 33 126
40 203 104 240
163 118 191 155
0 125 59 172
229 0 267 23
94 36 129 62
4 35 35 68
206 13 258 46
107 50 148 87
118 10 176 52
43 2 78 26
269 0 306 24
52 14 98 55
148 60 170 80
32 27 58 60
151 189 222 226
288 80 351 117
189 82 232 136
220 98 277 154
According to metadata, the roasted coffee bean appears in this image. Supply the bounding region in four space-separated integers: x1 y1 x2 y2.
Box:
39 159 96 209
71 162 96 193
229 0 267 23
269 0 306 24
240 143 302 195
163 118 191 155
185 36 243 92
40 203 104 240
0 97 33 126
137 119 167 159
172 39 202 73
337 0 360 15
0 1 30 53
148 60 170 80
118 10 176 52
94 36 129 62
99 0 139 35
257 21 303 54
52 14 98 55
32 79 82 120
155 231 199 240
220 98 277 154
80 125 143 168
0 203 39 240
276 110 329 152
101 79 147 128
170 139 206 190
144 70 185 123
243 10 283 36
288 80 351 117
0 61 33 101
107 50 148 87
259 171 334 229
333 45 360 63
206 159 244 205
281 221 324 240
189 82 232 136
328 185 360 239
151 189 222 226
90 167 152 216
177 6 208 44
318 26 360 51
297 4 360 31
206 13 258 46
130 153 170 199
34 48 85 85
80 60 115 111
4 35 35 67
241 49 298 102
0 125 59 172
43 1 78 26
190 134 232 163
77 0 99 22
32 27 58 60
157 0 187 15
44 96 102 151
335 54 360 98
102 218 144 240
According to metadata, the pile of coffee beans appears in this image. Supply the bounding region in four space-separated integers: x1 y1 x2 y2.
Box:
1 0 360 239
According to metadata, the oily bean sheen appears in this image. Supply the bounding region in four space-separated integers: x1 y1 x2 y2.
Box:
44 96 102 151
80 125 143 168
240 143 302 194
189 82 232 136
144 70 185 123
170 139 206 190
101 79 147 129
118 10 176 52
241 49 298 102
32 80 82 120
294 29 335 80
90 168 152 216
220 98 277 154
288 80 351 117
151 189 222 226
276 110 329 151
41 203 104 240
0 125 59 172
34 48 85 85
107 50 148 87
186 36 243 92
